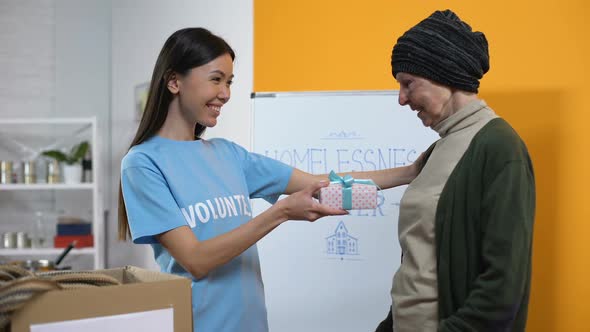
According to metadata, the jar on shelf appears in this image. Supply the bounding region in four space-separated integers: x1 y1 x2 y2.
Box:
2 232 17 248
0 161 13 184
23 160 36 184
16 231 31 248
32 211 53 248
46 160 61 184
35 157 47 184
12 161 22 183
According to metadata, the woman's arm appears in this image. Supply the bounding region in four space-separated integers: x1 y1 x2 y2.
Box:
284 153 425 194
156 181 347 280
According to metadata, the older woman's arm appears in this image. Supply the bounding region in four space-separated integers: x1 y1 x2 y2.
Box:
283 152 425 195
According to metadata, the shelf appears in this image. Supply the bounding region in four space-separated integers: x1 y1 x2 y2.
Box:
0 247 95 256
0 183 95 191
0 116 103 269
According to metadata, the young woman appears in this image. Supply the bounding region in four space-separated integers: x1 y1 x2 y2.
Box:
118 27 420 332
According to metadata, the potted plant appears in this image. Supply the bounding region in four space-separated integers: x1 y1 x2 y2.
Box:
42 141 89 184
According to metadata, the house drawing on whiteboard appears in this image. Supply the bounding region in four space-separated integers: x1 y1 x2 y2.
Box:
326 221 359 256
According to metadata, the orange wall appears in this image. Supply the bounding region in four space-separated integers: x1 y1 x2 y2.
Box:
254 1 589 331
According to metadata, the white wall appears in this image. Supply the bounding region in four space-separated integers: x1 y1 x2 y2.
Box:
55 0 110 120
109 0 253 268
0 0 55 118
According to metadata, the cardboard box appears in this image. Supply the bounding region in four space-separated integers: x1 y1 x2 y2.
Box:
10 266 192 332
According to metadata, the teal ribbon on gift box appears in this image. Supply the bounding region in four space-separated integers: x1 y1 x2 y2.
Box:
328 171 377 210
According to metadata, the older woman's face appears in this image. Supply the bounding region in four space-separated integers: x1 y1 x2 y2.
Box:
396 72 453 128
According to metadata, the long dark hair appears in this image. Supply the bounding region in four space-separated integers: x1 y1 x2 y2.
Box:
118 28 235 240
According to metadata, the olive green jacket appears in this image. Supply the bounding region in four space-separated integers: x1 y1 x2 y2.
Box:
436 118 535 332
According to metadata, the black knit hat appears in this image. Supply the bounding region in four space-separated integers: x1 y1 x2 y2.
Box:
391 9 489 93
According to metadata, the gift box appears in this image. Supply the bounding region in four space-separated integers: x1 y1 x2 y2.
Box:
319 171 378 210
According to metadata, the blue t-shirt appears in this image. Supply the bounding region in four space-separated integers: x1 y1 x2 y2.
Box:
121 136 293 332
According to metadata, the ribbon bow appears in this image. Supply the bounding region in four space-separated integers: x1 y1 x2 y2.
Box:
328 171 376 210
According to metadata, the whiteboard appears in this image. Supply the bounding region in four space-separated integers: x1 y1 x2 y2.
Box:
251 91 438 332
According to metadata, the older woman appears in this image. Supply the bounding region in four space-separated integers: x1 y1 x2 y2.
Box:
376 9 536 332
